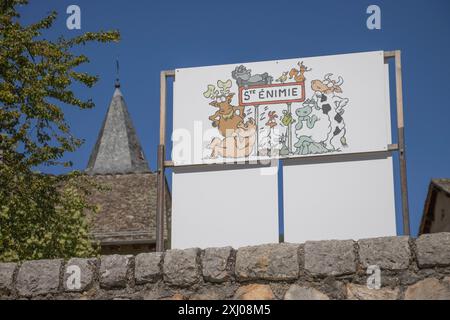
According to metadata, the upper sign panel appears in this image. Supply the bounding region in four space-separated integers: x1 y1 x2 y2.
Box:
173 51 391 165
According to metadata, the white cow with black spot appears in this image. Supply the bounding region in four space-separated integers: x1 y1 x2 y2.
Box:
310 74 349 151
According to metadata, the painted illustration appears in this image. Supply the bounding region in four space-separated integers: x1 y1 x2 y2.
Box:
231 65 273 87
208 118 257 158
310 74 349 150
259 110 282 157
202 61 350 160
289 61 311 82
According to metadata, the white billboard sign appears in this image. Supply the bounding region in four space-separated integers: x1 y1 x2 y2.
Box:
170 51 397 249
173 51 391 166
282 63 396 242
171 166 279 249
283 154 397 243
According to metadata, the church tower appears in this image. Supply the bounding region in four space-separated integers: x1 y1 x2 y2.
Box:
86 80 149 174
85 79 171 254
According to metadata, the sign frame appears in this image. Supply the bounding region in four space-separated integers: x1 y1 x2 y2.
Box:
155 50 410 252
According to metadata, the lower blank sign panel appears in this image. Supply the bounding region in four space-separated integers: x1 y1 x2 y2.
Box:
283 154 396 243
172 166 279 249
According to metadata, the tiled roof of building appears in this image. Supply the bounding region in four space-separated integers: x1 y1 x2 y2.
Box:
431 178 450 195
419 178 450 234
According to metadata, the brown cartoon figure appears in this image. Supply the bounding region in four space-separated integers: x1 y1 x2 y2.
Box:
208 118 257 158
265 111 278 128
208 93 246 137
289 61 311 82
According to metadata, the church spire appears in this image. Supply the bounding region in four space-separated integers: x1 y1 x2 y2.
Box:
86 76 150 175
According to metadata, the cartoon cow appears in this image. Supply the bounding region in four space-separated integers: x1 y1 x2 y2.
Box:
208 93 246 137
208 118 257 158
310 74 349 150
293 102 328 155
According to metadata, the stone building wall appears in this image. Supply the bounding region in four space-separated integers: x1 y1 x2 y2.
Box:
84 173 171 254
1 233 450 300
87 173 171 243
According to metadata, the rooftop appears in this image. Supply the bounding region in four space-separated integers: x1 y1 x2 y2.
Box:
431 178 450 195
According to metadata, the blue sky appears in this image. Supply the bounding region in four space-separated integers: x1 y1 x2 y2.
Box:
19 0 450 236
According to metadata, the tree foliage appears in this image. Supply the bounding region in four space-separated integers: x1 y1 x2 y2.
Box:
0 0 120 262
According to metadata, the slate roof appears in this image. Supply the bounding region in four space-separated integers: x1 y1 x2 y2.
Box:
430 179 450 195
419 178 450 234
86 85 150 175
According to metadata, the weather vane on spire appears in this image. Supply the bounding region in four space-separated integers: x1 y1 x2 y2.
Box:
115 59 120 88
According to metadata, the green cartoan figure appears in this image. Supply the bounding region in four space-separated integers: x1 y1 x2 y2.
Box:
293 102 328 155
294 136 328 155
295 105 318 130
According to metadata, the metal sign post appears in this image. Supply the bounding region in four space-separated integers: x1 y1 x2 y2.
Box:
384 50 410 235
156 70 175 252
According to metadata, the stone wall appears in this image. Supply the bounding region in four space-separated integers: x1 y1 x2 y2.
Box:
1 233 450 300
